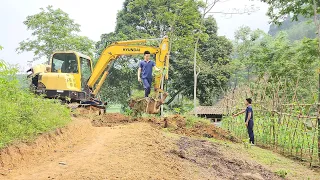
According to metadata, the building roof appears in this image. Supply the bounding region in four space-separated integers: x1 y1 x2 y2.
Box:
193 106 225 115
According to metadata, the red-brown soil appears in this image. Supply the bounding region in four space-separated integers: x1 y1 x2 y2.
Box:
0 113 282 180
91 113 239 142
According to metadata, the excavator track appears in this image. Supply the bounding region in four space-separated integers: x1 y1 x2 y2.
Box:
67 100 106 115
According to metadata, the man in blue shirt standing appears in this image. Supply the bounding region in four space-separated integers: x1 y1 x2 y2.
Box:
137 51 160 97
233 98 254 145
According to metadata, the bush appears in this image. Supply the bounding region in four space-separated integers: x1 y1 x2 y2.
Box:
0 60 71 148
184 115 210 128
168 98 194 114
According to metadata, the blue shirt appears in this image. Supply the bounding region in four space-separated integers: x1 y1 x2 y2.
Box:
245 105 253 122
139 60 155 79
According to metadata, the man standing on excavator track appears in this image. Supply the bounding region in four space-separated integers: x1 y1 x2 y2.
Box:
138 51 160 97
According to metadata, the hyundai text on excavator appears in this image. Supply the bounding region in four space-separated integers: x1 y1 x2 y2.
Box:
28 36 170 114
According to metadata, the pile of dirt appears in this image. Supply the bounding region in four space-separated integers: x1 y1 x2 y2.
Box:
169 136 281 180
180 122 238 142
89 113 239 142
91 113 134 127
134 114 239 142
163 115 238 142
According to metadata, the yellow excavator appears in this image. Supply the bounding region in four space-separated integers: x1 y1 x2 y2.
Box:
27 36 170 114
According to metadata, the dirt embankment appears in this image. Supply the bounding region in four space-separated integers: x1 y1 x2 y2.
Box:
0 117 95 176
91 113 239 142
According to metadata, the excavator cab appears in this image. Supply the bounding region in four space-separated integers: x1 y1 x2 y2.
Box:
30 51 95 102
28 51 106 113
50 52 91 88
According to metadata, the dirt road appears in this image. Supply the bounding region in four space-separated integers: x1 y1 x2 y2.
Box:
0 116 281 180
0 115 297 179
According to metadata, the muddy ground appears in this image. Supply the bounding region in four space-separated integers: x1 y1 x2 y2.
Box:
171 137 278 180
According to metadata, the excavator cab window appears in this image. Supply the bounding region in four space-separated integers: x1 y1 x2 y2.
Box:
80 57 92 90
51 53 78 73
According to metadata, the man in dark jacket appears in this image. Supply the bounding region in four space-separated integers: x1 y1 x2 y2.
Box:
233 98 254 145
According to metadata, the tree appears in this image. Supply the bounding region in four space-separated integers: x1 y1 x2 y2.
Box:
197 16 233 105
17 5 95 63
232 26 320 100
192 0 260 115
261 0 319 22
95 0 203 105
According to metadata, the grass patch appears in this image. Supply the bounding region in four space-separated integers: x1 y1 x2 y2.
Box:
275 169 288 178
184 115 210 128
0 60 71 148
106 104 122 113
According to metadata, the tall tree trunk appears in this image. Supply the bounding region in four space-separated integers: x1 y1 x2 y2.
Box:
193 0 220 115
194 0 208 116
194 38 199 116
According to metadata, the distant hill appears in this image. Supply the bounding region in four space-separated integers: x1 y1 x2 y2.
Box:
268 15 318 41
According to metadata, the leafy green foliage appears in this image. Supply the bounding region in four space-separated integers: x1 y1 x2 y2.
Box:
16 5 95 63
197 16 233 104
0 59 71 148
275 170 288 178
232 26 320 100
261 0 320 24
184 115 210 128
168 97 194 114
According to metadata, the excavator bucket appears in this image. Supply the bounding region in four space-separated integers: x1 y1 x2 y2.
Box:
78 102 106 115
129 93 168 115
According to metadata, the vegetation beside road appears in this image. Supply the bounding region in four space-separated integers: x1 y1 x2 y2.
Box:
0 59 71 148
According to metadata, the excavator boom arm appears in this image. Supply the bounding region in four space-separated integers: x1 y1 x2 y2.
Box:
87 36 169 96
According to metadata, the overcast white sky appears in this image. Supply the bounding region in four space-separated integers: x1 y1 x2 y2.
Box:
0 0 270 72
